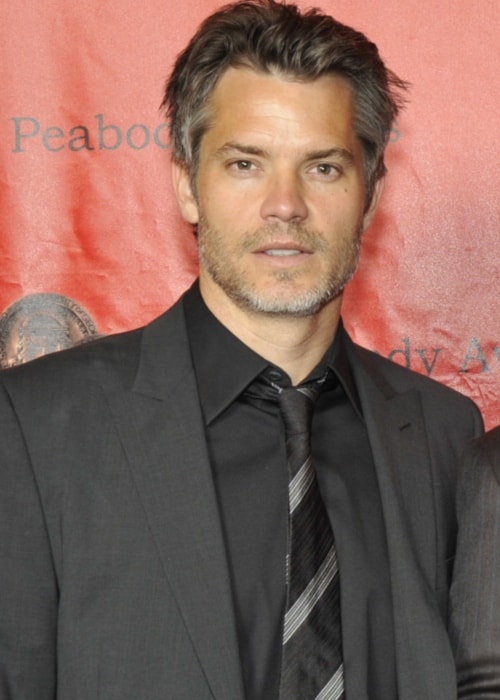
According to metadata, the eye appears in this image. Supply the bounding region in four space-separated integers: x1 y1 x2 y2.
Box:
226 158 261 178
229 159 255 171
315 163 340 177
306 161 344 183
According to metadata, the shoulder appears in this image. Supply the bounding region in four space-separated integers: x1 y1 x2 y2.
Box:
463 426 500 486
0 296 186 401
475 425 500 455
0 324 144 395
347 335 481 423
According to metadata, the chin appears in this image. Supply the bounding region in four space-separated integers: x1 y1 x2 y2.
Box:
229 284 343 318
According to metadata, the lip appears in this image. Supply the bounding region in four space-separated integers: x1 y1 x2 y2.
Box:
254 241 312 254
252 243 313 266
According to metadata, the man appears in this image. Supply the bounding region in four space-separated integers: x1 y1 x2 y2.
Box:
0 1 483 699
449 426 500 698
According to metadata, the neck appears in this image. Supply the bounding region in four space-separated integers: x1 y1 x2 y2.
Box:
199 281 342 385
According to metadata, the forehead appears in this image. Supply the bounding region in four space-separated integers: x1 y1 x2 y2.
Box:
202 66 358 151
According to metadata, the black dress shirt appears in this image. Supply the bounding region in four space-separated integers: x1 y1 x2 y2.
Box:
183 282 396 700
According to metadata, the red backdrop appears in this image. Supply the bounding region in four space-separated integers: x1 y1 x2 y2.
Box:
0 0 498 428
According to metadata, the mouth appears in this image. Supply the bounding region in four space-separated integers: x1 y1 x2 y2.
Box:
252 243 313 268
255 240 312 255
262 249 303 256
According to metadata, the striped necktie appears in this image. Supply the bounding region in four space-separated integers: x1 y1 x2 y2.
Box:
278 383 344 700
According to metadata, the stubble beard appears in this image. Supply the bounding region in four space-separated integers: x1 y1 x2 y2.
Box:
198 216 362 318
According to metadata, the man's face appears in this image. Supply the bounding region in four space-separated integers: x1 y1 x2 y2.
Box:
173 67 381 318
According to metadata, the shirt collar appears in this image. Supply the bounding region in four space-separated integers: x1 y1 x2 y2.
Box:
183 281 363 424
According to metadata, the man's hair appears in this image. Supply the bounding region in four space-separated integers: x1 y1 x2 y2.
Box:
162 0 408 206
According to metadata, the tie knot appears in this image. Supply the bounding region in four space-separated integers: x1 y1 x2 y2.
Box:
278 385 317 438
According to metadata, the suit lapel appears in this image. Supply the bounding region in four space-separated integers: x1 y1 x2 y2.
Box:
101 301 245 700
348 342 456 699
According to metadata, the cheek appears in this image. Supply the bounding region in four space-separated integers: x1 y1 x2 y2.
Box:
199 187 251 232
315 197 363 231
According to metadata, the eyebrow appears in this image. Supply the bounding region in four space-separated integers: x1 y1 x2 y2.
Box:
214 141 355 165
214 142 269 159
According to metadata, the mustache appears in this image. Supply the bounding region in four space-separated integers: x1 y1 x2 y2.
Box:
239 223 331 253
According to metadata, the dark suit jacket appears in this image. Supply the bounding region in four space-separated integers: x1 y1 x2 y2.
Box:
0 295 483 700
449 426 500 698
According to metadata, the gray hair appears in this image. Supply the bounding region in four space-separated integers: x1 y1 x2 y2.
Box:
162 0 408 208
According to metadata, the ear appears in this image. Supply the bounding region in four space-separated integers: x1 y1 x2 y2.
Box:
171 160 199 224
361 177 384 233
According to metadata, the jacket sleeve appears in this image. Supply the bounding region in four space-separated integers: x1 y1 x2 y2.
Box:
448 430 500 698
0 381 57 700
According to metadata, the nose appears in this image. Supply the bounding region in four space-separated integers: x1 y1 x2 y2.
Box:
259 171 308 223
